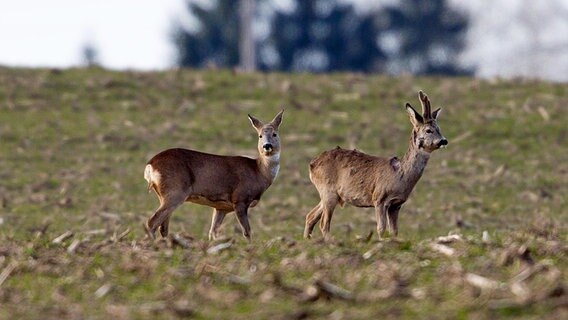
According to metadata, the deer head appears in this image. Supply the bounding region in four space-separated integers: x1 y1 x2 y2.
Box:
248 110 284 158
405 91 447 153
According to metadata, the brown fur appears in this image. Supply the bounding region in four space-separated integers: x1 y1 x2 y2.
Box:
304 91 447 240
144 110 284 241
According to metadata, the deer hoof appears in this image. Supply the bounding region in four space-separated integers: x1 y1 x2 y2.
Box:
209 232 220 241
159 225 168 238
143 221 156 240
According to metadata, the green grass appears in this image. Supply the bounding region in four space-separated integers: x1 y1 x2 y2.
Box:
0 67 566 319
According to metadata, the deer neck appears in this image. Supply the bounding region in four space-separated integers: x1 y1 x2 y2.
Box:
257 152 280 183
400 132 430 188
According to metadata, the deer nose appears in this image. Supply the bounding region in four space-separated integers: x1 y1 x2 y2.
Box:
439 139 448 147
263 144 273 151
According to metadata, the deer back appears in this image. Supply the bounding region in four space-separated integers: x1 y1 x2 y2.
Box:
309 147 401 207
148 149 270 203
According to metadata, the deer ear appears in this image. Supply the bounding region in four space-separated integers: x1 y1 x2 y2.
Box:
248 114 264 131
406 103 423 127
431 107 442 120
270 109 284 130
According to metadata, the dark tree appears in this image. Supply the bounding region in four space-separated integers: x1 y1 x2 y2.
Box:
171 0 470 75
173 1 240 68
81 42 99 67
263 0 385 72
379 0 471 75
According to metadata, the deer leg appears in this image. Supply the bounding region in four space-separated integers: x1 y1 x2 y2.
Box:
159 216 170 238
153 191 171 238
145 194 185 239
387 204 401 237
375 203 388 240
319 196 338 240
304 202 323 239
235 204 252 241
209 209 229 240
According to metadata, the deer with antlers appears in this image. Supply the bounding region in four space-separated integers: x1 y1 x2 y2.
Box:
304 91 447 240
143 110 284 241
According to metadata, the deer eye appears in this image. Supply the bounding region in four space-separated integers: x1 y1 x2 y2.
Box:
272 133 277 137
425 129 433 134
259 135 263 138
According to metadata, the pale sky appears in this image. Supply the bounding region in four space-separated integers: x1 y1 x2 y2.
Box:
0 0 185 70
0 0 567 81
454 0 568 82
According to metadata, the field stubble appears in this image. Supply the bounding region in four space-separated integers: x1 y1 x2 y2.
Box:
0 68 566 319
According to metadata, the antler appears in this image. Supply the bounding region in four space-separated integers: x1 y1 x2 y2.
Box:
418 91 432 120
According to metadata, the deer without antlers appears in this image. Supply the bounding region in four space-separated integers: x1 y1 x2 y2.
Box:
304 91 447 240
143 110 284 241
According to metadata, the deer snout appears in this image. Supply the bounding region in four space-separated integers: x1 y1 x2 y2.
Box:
438 138 448 147
263 144 273 152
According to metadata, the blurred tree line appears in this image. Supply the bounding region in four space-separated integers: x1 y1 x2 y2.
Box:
173 0 471 75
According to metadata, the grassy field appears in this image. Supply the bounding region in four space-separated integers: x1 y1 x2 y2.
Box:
0 67 566 319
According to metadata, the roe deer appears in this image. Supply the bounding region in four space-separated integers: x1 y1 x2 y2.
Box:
304 91 447 240
144 110 284 241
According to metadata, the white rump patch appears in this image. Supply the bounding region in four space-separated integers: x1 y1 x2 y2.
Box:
144 164 161 186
